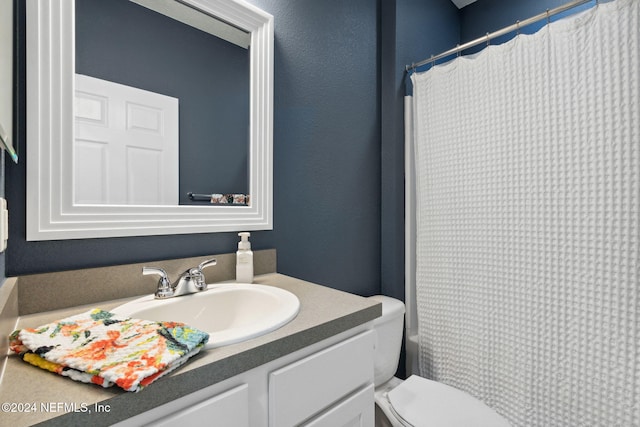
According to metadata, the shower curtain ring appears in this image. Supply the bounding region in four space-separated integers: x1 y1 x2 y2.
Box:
456 45 461 57
516 20 521 35
486 33 490 47
546 9 551 25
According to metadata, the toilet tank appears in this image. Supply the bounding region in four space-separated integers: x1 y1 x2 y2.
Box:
368 295 405 387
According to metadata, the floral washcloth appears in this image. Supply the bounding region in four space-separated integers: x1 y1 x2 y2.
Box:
9 308 209 392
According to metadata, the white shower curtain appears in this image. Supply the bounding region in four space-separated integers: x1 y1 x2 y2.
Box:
411 1 639 426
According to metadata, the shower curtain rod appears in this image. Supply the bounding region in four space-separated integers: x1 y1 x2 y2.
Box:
406 0 595 72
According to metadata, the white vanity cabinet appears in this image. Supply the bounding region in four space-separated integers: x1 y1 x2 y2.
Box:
115 328 375 427
269 331 374 426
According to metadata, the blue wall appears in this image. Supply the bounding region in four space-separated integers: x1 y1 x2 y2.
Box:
249 0 382 295
381 0 459 301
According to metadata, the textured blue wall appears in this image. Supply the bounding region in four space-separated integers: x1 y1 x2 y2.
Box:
248 0 382 295
381 0 460 301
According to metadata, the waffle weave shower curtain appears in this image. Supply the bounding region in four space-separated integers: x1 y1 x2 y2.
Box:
410 1 639 426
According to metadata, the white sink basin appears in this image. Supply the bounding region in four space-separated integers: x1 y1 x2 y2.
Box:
111 283 300 349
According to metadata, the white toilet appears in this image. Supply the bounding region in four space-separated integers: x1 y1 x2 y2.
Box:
369 295 511 427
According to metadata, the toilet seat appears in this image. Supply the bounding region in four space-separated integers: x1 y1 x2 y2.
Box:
385 375 511 427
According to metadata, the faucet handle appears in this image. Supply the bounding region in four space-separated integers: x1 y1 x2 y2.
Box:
192 258 217 289
198 258 217 271
142 266 173 298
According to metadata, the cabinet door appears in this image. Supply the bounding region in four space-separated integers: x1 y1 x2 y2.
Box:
114 383 250 427
146 383 249 427
269 330 374 427
304 384 374 427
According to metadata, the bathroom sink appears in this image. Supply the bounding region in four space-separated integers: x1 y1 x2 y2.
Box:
111 283 300 349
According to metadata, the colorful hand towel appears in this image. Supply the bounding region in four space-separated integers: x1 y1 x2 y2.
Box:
9 308 209 392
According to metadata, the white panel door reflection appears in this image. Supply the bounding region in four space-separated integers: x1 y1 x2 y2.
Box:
74 74 179 205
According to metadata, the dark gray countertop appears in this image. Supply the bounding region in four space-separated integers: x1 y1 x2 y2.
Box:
0 273 381 426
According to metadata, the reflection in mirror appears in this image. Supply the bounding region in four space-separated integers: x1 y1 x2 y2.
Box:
75 0 250 205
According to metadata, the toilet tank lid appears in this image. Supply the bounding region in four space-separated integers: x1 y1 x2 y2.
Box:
368 295 405 320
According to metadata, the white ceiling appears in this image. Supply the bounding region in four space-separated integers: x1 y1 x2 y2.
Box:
451 0 477 8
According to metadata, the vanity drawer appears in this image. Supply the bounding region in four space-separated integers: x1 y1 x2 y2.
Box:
114 383 250 427
269 330 374 427
304 384 374 427
146 383 249 427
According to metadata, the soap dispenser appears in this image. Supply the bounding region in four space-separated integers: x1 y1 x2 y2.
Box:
236 232 254 283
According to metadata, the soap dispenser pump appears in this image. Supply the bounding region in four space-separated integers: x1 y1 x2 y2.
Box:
236 232 254 283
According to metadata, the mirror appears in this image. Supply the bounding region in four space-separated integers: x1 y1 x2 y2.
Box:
75 0 250 206
26 0 273 240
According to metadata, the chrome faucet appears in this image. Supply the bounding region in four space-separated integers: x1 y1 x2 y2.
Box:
142 258 217 299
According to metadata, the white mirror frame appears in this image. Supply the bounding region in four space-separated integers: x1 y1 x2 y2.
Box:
26 0 273 240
